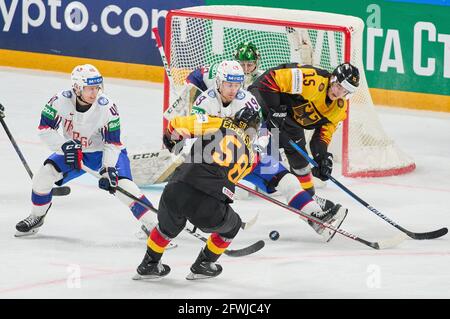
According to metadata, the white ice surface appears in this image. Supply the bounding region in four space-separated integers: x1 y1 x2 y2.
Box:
0 67 449 299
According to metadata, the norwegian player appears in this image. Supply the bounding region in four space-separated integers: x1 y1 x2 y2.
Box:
15 64 156 237
179 42 264 114
188 60 348 241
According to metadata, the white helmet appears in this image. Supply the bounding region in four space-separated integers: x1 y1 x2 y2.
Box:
215 60 245 90
71 64 103 96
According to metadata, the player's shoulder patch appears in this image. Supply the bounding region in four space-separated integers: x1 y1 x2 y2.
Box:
195 113 209 123
236 90 246 100
97 96 109 106
207 89 216 98
61 90 73 98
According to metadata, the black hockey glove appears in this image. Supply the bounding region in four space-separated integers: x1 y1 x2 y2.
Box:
163 129 183 153
267 105 288 129
312 152 333 181
0 103 5 118
61 140 83 170
98 167 119 194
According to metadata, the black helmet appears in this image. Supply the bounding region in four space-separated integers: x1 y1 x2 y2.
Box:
234 106 261 130
332 63 360 94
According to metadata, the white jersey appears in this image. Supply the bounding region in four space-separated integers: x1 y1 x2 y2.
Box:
38 89 124 168
190 88 261 118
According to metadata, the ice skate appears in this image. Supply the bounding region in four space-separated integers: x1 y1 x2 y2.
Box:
186 249 223 280
15 211 48 237
308 204 348 242
133 252 171 281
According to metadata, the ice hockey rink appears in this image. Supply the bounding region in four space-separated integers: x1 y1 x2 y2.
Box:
0 67 449 299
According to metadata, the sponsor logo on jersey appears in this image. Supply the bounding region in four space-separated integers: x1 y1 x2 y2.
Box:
195 113 208 123
236 91 245 100
108 118 120 131
222 186 235 200
98 96 109 106
42 104 57 120
207 89 216 98
291 69 303 94
191 106 206 114
62 90 73 98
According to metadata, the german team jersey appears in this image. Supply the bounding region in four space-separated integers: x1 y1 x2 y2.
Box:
252 63 348 146
167 114 256 202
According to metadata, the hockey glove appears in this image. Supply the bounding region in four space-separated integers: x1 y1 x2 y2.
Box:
98 167 119 194
312 152 333 181
61 140 83 170
267 105 288 129
0 103 5 118
162 129 182 153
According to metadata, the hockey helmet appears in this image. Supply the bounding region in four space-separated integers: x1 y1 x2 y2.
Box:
215 60 245 90
71 64 104 95
331 62 360 94
234 42 261 63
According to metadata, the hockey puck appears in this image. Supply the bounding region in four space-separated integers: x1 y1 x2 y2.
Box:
269 230 280 241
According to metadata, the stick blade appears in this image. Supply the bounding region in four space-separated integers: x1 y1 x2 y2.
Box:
224 240 265 257
376 233 408 250
407 227 448 240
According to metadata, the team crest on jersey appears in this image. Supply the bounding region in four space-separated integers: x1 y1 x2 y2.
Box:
337 99 345 108
236 91 245 100
98 96 109 106
318 83 325 92
195 113 209 123
62 90 72 98
207 90 216 98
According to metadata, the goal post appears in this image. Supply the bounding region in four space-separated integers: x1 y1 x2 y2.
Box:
162 5 416 178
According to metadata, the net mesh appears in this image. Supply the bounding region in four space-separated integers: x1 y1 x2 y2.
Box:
165 6 415 177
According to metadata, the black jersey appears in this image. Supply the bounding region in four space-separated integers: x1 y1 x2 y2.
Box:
167 114 256 202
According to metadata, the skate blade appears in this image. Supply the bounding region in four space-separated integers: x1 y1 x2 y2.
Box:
186 272 221 281
132 273 167 281
323 208 349 242
14 228 40 237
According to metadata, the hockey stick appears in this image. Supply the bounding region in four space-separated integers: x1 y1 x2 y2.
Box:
0 105 70 196
288 140 448 240
152 27 185 120
81 164 264 257
236 182 407 249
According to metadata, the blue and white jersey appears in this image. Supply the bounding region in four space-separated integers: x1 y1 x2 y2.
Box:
190 87 261 118
38 89 124 168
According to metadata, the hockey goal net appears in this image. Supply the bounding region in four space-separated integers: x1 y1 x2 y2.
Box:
162 5 416 177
